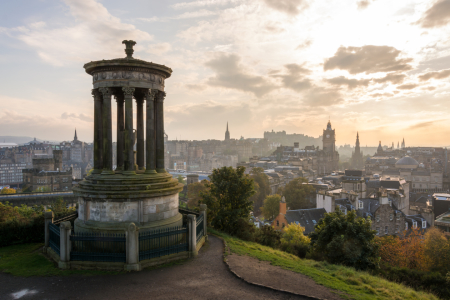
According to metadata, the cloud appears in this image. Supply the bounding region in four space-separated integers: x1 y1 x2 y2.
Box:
171 0 241 9
61 112 92 122
296 39 312 50
408 120 443 130
204 53 277 97
416 0 450 28
325 76 371 89
173 9 218 19
370 93 394 98
373 73 406 84
147 43 172 55
302 87 343 107
185 84 207 91
272 64 312 92
262 0 309 16
324 45 413 75
397 83 419 90
422 86 437 91
357 1 372 10
418 69 450 81
8 0 152 66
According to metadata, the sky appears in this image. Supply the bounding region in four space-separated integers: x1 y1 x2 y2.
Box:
1 0 450 147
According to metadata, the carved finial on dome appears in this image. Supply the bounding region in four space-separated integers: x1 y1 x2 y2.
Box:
122 40 136 59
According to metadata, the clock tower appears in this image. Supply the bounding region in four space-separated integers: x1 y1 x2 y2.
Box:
323 120 335 153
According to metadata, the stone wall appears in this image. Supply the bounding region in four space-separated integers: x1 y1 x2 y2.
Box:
373 204 406 236
0 192 76 207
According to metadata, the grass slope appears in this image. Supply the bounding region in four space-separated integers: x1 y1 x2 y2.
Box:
0 243 123 277
210 229 438 300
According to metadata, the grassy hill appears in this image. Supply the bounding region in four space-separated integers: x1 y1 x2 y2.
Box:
210 228 439 300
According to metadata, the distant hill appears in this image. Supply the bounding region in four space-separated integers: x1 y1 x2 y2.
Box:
0 136 59 145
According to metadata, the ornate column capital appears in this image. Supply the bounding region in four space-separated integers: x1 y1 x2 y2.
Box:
114 94 125 103
91 89 101 101
122 87 135 96
144 89 158 101
155 91 166 103
99 87 113 97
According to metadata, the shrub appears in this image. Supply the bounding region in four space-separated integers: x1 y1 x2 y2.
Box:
255 225 282 248
280 223 310 258
234 218 257 242
309 210 379 270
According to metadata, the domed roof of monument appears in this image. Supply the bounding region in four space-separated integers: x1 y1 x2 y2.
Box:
395 156 419 166
83 40 172 78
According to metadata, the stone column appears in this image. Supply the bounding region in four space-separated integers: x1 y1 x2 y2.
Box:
58 221 72 269
187 214 197 257
125 223 140 271
43 211 54 253
92 89 103 173
123 87 135 174
135 94 145 170
115 94 125 171
99 87 114 174
155 91 166 173
145 89 157 174
200 204 208 241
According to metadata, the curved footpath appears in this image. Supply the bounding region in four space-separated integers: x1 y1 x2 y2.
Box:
1 236 337 300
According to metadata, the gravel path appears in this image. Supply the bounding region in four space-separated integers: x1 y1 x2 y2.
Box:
1 236 309 300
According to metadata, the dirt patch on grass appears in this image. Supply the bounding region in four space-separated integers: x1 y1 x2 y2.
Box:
227 254 344 300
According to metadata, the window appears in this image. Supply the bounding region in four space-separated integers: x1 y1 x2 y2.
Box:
385 226 389 234
358 201 363 209
405 222 408 230
390 213 393 221
395 225 399 233
276 220 279 226
396 214 401 221
422 220 427 228
388 199 392 207
282 223 285 228
376 227 380 235
413 221 417 229
376 215 380 223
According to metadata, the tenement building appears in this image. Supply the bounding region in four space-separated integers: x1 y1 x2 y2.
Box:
22 150 73 192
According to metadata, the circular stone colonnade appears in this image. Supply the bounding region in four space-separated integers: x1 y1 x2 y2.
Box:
74 40 183 234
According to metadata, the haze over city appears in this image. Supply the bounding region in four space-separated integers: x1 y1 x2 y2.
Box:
2 0 450 146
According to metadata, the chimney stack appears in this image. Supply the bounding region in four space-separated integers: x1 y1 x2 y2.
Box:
280 196 287 215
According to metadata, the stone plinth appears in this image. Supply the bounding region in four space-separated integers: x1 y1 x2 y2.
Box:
74 171 183 234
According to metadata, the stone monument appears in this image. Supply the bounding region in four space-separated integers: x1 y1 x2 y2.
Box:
74 40 183 234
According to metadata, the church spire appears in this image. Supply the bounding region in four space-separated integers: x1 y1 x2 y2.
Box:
74 128 78 141
225 122 230 142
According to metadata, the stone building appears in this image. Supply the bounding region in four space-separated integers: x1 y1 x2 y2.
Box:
22 150 73 192
317 121 339 175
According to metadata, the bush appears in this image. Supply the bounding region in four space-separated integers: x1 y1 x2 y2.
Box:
309 210 379 270
280 223 310 258
372 266 450 299
0 198 76 247
234 218 257 242
255 225 282 249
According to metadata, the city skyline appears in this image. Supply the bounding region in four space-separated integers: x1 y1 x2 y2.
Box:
1 0 450 145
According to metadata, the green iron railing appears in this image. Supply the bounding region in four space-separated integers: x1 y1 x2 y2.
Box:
139 226 188 261
196 214 204 244
49 222 60 256
70 232 126 262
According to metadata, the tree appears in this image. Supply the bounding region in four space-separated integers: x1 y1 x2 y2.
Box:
177 175 186 185
35 186 51 192
281 223 311 258
0 188 16 195
423 227 450 274
310 210 379 270
201 166 255 234
187 180 209 208
282 177 315 210
261 194 281 220
249 167 271 213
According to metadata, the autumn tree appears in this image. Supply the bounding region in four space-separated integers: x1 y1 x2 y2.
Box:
423 227 450 274
0 188 16 195
201 166 255 235
261 194 281 220
249 167 270 213
282 177 315 210
187 180 209 208
281 223 311 258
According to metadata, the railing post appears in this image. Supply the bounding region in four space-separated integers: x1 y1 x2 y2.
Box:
200 204 208 241
126 223 141 271
187 214 197 257
43 211 54 253
58 221 72 269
